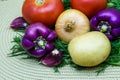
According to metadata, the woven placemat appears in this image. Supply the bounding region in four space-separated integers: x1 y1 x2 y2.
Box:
0 0 120 80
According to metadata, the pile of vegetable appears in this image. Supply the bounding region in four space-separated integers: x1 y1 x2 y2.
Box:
9 0 120 74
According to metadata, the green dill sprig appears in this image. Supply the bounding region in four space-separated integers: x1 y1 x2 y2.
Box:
8 32 38 60
62 0 71 10
53 38 70 72
14 29 25 33
95 38 120 75
54 38 83 72
8 33 27 57
95 64 109 75
105 38 120 66
107 0 120 10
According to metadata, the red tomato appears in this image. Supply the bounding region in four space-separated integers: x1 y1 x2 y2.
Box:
71 0 107 18
22 0 64 27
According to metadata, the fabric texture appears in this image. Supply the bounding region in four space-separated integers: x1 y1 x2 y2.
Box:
0 0 120 80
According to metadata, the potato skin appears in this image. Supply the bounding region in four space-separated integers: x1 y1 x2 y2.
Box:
68 31 111 67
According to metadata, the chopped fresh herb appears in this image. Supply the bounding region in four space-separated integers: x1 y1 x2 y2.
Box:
107 0 120 10
8 33 27 57
53 38 71 71
62 0 71 9
95 38 120 75
14 29 25 33
105 38 120 66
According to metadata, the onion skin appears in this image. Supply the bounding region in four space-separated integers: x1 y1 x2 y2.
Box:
40 49 62 67
55 9 90 42
21 23 57 58
10 17 28 30
90 8 120 40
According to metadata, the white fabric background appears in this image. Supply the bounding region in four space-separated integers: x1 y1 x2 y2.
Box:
0 0 120 80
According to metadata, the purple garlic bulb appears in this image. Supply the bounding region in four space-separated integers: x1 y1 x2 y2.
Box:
40 49 62 67
10 17 28 30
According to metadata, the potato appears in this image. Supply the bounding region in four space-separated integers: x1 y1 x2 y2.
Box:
68 31 111 67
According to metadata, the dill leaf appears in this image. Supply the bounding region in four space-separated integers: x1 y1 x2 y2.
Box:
8 32 27 57
107 0 120 10
62 0 71 9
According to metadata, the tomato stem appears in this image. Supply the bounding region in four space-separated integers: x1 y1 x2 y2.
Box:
36 0 44 5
